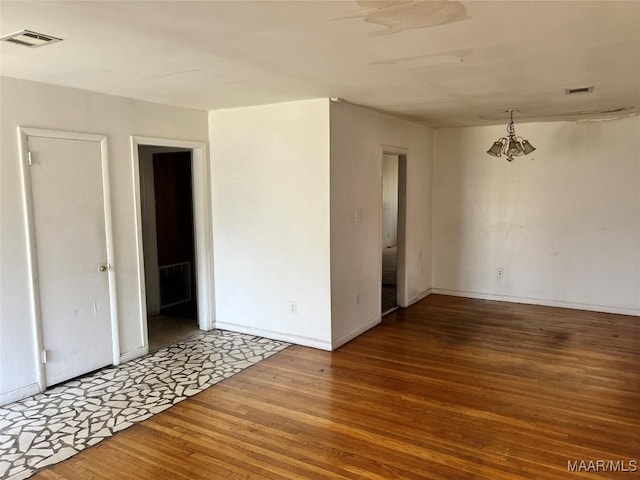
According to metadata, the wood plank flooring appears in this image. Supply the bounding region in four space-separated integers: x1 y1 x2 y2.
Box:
34 295 640 479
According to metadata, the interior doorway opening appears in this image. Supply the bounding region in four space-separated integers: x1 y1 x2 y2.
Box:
381 151 406 316
138 145 200 351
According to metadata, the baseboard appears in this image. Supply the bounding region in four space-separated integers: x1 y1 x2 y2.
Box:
0 383 40 407
215 321 332 351
120 345 147 364
432 288 640 317
405 288 433 307
332 315 381 350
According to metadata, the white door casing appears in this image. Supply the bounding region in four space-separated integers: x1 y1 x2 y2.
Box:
19 128 119 391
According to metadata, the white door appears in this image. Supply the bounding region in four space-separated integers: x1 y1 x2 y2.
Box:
28 135 114 386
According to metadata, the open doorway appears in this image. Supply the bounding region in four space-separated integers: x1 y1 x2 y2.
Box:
138 145 200 351
381 151 406 316
382 153 399 314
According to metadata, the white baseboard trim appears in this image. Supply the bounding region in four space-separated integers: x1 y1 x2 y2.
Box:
405 288 433 307
432 288 640 317
120 345 147 364
1 383 40 406
216 321 332 351
332 316 381 350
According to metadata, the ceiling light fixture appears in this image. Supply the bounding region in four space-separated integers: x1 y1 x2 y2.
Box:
486 110 536 162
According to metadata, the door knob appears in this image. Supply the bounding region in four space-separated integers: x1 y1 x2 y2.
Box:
98 264 109 272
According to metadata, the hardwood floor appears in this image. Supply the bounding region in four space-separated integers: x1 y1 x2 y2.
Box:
34 295 640 479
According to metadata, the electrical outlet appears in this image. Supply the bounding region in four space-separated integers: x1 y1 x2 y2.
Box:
496 268 504 278
290 301 297 314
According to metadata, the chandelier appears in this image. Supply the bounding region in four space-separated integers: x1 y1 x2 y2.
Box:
486 110 536 162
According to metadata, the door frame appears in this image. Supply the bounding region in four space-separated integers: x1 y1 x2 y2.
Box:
18 127 120 393
131 136 214 354
380 145 408 309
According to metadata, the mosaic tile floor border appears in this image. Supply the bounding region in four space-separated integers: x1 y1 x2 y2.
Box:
0 330 289 480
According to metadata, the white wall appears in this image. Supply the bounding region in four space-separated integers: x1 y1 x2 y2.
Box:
209 99 333 349
432 117 640 315
0 77 208 404
330 102 434 347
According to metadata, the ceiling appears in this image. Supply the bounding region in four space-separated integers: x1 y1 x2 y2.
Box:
1 1 639 127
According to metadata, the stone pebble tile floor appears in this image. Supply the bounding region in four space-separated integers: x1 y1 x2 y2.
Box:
0 330 289 480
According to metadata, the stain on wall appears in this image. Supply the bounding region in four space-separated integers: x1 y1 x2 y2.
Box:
336 0 470 36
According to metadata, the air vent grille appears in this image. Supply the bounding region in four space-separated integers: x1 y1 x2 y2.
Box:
565 86 593 95
1 30 62 48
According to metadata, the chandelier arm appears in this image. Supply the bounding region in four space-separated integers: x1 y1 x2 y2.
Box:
498 137 508 153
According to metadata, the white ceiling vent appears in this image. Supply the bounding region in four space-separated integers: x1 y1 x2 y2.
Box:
1 30 62 48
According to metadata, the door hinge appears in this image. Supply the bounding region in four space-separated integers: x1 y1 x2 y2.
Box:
42 349 47 364
27 151 33 166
